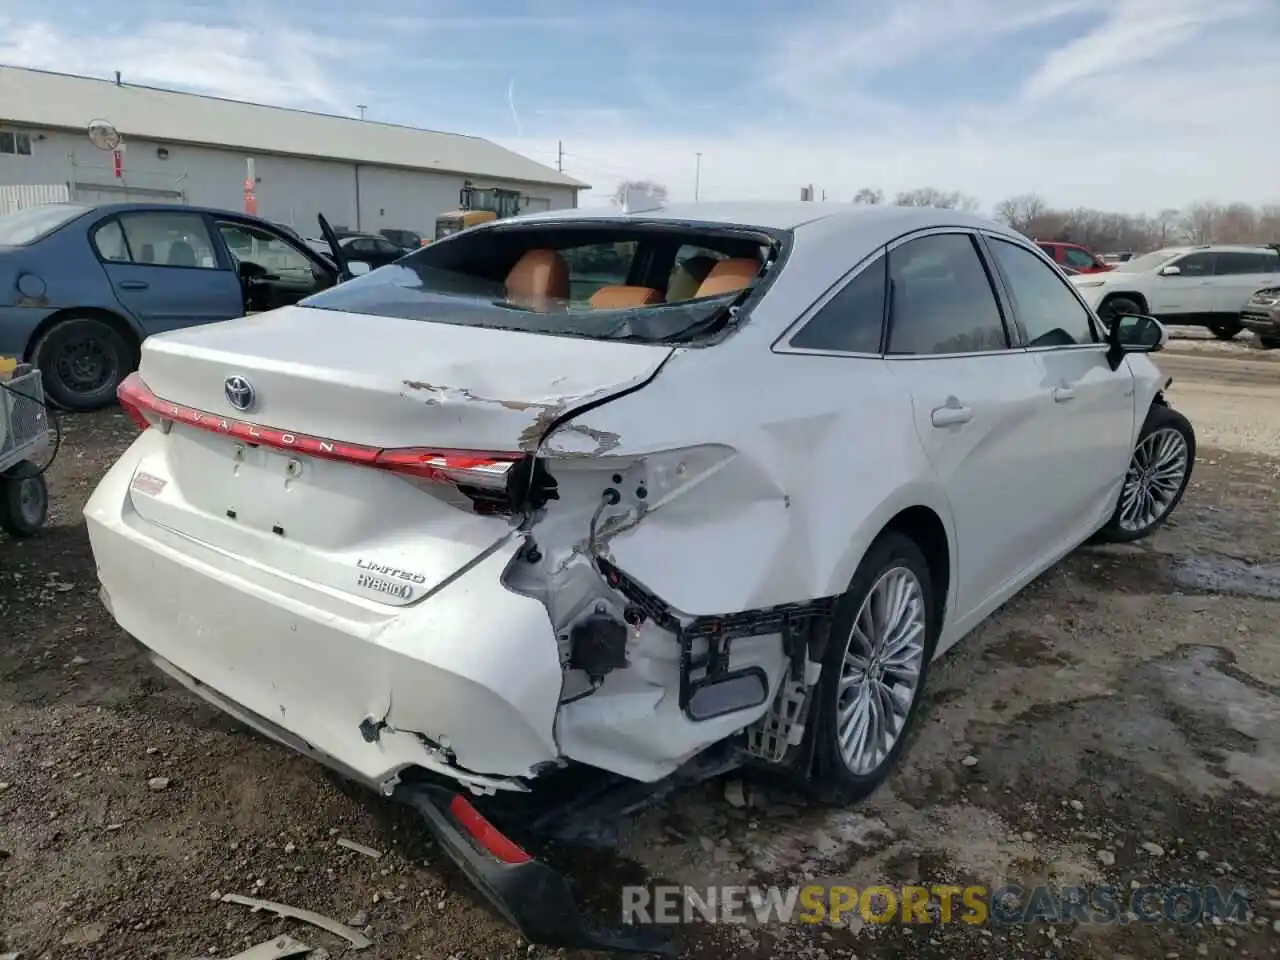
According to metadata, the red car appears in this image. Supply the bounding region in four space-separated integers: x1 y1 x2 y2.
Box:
1035 241 1114 274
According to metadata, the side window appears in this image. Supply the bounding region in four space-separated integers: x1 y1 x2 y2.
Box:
118 212 219 268
886 234 1008 356
216 222 320 285
789 254 886 353
0 131 32 155
1173 253 1214 277
560 242 637 302
987 238 1098 347
91 220 131 262
376 238 403 256
1215 252 1274 275
1063 247 1096 269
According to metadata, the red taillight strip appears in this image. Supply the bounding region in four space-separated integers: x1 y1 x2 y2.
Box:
116 372 520 484
448 794 532 864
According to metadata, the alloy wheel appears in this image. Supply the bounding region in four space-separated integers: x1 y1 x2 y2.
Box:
836 566 927 776
1118 426 1189 533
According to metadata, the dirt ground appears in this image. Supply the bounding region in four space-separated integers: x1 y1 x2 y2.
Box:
2 332 1279 960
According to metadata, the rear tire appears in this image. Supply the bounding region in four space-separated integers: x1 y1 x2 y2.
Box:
1257 335 1279 350
809 532 937 803
0 461 48 538
31 315 133 412
1209 320 1242 341
1095 404 1195 544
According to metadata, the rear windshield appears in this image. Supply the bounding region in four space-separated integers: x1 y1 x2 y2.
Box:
302 221 785 344
0 203 92 245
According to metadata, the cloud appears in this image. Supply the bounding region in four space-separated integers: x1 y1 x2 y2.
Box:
1 0 1276 213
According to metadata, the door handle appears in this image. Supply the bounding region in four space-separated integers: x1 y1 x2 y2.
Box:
1053 386 1076 402
930 404 973 427
118 280 149 290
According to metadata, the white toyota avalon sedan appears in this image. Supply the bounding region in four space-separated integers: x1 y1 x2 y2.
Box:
84 202 1194 950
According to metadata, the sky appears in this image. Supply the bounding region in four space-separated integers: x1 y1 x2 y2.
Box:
1 0 1277 213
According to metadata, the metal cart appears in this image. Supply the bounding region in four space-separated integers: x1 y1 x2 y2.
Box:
0 364 52 537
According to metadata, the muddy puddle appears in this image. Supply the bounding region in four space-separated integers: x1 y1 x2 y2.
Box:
1071 547 1280 601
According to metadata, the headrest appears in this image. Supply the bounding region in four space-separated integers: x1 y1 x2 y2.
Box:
667 255 719 302
505 249 570 308
589 285 663 309
694 257 760 298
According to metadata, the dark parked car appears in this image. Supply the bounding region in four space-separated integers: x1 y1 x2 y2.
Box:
0 202 344 410
336 233 407 271
379 228 428 251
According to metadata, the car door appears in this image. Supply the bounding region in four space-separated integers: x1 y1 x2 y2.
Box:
983 234 1136 549
880 230 1053 618
1211 251 1280 314
372 237 406 267
1147 251 1216 317
93 211 244 334
211 217 337 313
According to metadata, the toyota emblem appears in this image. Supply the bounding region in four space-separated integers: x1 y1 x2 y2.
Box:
224 375 255 412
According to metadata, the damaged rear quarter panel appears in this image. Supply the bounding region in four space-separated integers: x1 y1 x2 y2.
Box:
538 335 956 618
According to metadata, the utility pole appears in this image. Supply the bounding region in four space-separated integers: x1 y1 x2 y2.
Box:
695 152 702 202
557 140 564 172
357 105 367 120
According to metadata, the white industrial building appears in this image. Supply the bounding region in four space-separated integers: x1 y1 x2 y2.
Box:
0 65 587 235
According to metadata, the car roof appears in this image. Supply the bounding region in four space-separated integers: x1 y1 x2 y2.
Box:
493 201 1008 236
40 200 290 224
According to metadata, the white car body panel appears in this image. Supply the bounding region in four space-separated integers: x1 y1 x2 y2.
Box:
85 202 1178 792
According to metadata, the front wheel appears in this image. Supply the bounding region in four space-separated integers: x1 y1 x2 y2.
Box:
1099 296 1143 325
1095 405 1195 544
1209 320 1242 341
809 532 937 803
31 316 133 411
0 461 49 538
1257 335 1279 350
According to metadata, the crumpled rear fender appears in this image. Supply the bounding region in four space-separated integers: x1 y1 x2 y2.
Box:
536 347 958 618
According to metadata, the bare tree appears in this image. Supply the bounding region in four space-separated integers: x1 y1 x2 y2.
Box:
893 187 980 211
852 187 884 205
1156 209 1182 247
1181 202 1221 245
613 180 670 207
994 193 1049 234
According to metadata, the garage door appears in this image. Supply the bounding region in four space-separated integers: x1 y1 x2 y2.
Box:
522 197 551 212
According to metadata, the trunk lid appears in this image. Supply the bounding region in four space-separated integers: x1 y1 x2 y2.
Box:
125 305 673 606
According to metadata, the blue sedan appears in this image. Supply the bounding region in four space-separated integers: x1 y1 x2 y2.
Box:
0 202 349 410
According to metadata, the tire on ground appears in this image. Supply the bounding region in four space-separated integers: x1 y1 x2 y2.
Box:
31 315 134 412
1094 404 1195 545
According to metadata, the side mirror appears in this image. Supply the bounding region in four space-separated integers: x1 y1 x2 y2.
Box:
1105 313 1166 369
347 261 371 276
1159 265 1181 276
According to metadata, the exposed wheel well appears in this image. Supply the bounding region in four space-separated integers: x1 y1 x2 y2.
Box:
24 307 142 365
1099 291 1149 314
880 505 950 628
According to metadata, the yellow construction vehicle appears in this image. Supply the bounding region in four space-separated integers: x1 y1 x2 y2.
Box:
433 182 522 240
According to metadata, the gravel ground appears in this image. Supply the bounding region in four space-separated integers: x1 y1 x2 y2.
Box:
2 335 1278 960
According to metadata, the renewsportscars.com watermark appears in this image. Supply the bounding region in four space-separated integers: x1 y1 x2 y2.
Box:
622 883 1251 926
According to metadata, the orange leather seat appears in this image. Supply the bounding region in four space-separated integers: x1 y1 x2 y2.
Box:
694 258 759 298
589 285 664 309
505 249 570 310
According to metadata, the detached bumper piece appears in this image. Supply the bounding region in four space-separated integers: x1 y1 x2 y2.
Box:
396 784 676 956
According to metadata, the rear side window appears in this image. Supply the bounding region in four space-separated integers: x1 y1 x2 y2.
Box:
118 212 220 269
92 220 131 262
887 234 1008 355
789 254 886 353
1215 252 1277 275
987 238 1098 347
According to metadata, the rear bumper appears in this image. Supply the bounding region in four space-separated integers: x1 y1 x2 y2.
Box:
84 436 565 794
396 784 674 955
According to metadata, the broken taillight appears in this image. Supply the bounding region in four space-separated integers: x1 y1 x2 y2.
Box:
115 371 520 491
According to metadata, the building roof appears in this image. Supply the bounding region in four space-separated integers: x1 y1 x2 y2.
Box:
0 64 588 191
